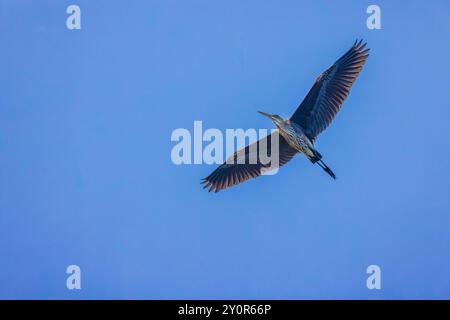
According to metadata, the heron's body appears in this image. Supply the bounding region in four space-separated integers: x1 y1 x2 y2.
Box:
275 119 315 159
259 112 336 179
202 40 369 192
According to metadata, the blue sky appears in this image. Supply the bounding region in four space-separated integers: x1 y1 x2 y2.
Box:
0 0 449 299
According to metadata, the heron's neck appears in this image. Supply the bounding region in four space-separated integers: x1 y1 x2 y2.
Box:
276 119 292 133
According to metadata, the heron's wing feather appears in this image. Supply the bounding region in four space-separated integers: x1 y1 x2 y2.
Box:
201 132 297 192
290 40 369 140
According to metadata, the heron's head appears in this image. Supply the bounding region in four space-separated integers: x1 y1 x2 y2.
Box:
258 111 285 128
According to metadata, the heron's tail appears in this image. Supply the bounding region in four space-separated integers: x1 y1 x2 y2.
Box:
317 159 336 180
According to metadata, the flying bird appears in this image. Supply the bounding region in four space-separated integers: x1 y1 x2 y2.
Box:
202 40 369 192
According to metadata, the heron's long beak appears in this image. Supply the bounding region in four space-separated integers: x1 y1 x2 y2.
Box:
258 111 274 119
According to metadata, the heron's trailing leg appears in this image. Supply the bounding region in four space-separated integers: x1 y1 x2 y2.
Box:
317 160 336 179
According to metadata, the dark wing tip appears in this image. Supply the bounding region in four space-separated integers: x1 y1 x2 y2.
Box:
201 165 257 193
353 39 370 52
201 169 225 193
347 39 370 68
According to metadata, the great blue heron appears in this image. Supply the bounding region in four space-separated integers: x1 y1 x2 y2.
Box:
202 40 369 192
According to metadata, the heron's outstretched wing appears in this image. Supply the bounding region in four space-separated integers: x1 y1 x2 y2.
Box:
201 132 297 192
290 40 369 140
